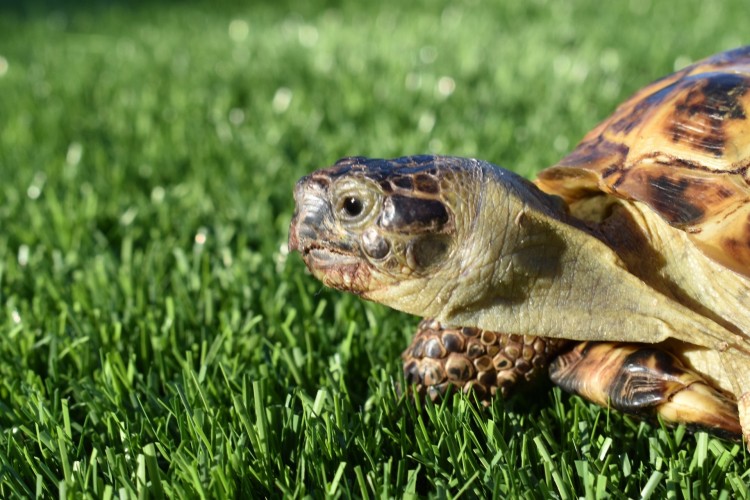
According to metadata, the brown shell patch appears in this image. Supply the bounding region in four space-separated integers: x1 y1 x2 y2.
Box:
556 135 630 172
609 82 680 136
541 47 750 277
608 348 681 410
549 342 680 412
667 73 750 157
642 172 707 225
549 342 741 438
610 162 746 227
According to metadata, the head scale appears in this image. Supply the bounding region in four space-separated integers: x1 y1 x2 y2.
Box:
289 155 562 319
288 156 470 298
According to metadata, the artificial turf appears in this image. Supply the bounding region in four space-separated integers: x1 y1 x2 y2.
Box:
0 0 749 497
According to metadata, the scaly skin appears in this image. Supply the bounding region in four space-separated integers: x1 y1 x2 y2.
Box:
290 157 746 355
289 46 750 446
289 155 747 441
550 342 741 439
402 319 570 401
403 320 741 439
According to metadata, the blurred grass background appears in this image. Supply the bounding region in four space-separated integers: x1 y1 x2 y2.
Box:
0 0 749 497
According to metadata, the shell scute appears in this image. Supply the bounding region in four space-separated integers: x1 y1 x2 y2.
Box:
538 47 750 277
611 163 747 227
608 81 679 136
667 72 750 157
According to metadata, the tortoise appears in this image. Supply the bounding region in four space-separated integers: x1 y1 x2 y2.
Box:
288 46 750 444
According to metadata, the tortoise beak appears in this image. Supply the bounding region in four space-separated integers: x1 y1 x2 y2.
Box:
289 175 327 255
288 174 359 266
289 173 372 293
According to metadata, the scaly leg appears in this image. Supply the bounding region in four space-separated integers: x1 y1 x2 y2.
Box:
401 319 567 402
550 342 741 439
402 321 742 441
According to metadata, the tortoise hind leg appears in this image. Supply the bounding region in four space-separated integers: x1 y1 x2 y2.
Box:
549 342 742 439
720 351 750 447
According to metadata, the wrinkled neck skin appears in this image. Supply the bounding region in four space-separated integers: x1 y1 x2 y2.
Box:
365 161 576 323
430 163 577 322
408 164 610 329
367 161 748 359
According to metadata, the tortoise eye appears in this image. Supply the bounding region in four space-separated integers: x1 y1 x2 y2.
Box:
340 196 364 218
334 184 377 225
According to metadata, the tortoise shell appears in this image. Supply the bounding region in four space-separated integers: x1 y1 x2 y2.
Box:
536 46 750 278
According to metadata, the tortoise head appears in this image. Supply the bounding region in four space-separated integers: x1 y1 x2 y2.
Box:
289 156 468 304
289 155 564 318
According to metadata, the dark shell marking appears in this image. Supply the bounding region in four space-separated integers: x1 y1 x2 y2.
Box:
537 48 750 278
668 73 749 156
644 173 708 226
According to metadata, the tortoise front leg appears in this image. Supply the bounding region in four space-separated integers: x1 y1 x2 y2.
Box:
550 342 742 439
401 319 568 402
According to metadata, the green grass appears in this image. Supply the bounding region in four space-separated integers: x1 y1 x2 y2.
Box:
0 0 749 497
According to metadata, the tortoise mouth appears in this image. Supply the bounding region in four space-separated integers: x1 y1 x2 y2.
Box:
303 244 361 268
289 193 363 271
295 240 375 294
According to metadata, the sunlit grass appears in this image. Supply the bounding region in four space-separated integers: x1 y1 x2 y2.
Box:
0 0 749 496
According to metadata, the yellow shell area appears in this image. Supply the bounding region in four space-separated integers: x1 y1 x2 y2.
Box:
536 47 750 278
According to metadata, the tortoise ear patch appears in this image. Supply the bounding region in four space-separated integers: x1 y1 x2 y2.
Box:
408 235 451 269
380 195 450 233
